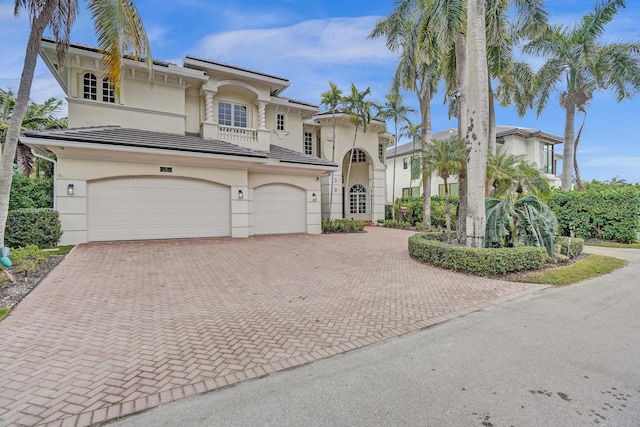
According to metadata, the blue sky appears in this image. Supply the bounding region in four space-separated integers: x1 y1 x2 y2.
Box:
1 0 639 182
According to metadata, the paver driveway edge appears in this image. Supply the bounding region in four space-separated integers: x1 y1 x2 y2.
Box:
72 284 549 427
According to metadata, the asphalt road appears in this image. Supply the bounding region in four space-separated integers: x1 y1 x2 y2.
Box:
112 247 640 427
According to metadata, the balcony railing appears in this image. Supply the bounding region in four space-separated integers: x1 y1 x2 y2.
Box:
218 125 257 143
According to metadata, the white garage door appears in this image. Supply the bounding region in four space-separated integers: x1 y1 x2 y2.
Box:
88 177 230 241
254 184 306 235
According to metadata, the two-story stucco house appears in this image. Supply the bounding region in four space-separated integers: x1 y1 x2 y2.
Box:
386 126 563 202
22 39 392 245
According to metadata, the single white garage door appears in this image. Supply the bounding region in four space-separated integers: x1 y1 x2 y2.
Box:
254 184 306 235
88 177 230 241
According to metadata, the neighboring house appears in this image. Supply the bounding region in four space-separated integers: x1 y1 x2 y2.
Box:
22 39 391 245
386 126 563 203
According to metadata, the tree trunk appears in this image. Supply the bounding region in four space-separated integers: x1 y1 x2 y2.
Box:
561 103 575 191
455 32 468 242
444 176 451 237
464 0 489 248
488 88 496 155
328 110 337 219
420 86 432 228
0 8 54 246
390 119 398 220
344 125 359 218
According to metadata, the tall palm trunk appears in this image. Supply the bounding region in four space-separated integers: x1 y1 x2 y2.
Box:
455 32 468 242
344 125 360 218
328 109 337 219
443 175 451 237
562 102 575 191
0 8 54 246
420 86 432 228
390 118 398 220
464 0 489 248
489 88 496 155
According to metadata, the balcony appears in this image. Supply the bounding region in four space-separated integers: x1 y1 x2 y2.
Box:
218 125 257 143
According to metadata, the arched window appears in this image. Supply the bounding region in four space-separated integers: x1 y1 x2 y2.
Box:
350 149 367 163
349 184 367 214
102 77 115 103
83 73 97 100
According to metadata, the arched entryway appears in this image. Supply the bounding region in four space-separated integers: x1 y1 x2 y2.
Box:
341 148 372 220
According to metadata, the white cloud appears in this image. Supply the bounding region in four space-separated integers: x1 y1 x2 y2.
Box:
586 156 640 168
193 16 393 66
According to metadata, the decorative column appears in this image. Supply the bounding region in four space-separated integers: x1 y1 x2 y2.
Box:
258 101 267 130
205 92 214 123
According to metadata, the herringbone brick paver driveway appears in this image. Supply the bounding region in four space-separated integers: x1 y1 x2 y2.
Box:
0 227 546 426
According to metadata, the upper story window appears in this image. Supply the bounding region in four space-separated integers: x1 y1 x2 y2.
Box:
218 101 247 128
83 73 97 100
304 132 313 155
378 143 384 162
276 113 286 131
316 135 321 158
541 143 554 174
102 77 115 103
351 149 367 163
411 156 421 179
403 158 408 169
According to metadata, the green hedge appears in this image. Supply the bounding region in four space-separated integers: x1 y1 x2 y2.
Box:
556 236 584 259
408 233 548 276
9 171 53 210
5 209 62 249
390 196 458 228
322 219 365 233
549 183 640 243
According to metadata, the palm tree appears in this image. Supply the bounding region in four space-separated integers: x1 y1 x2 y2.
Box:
1 89 67 175
401 122 422 199
0 0 153 247
377 93 415 219
524 0 640 191
320 81 343 219
487 149 551 200
423 138 465 237
342 83 377 218
370 0 451 230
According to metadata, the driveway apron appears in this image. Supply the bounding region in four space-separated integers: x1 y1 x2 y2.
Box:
0 227 546 426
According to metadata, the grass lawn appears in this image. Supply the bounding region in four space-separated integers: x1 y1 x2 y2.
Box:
585 241 640 249
0 308 9 322
516 254 627 286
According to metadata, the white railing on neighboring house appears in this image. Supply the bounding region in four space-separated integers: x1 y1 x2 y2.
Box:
218 125 257 143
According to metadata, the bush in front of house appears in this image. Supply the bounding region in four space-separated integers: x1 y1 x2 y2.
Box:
549 182 640 243
9 171 54 210
408 233 548 276
322 218 365 233
556 236 584 259
5 209 62 249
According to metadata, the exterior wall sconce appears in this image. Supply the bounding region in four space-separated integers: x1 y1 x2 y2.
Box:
238 189 244 200
67 184 75 196
312 193 317 201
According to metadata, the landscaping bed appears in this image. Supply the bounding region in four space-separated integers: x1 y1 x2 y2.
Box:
0 247 69 316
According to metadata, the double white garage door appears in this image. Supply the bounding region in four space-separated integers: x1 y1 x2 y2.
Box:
87 177 305 241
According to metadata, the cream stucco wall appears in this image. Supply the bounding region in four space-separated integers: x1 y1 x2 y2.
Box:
51 151 324 244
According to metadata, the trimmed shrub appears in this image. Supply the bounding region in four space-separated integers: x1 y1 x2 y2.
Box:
322 219 365 233
408 233 548 276
5 209 62 249
549 183 640 243
10 245 48 273
556 236 584 259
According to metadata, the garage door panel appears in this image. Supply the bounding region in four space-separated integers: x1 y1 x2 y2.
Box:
88 177 230 241
254 184 306 235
